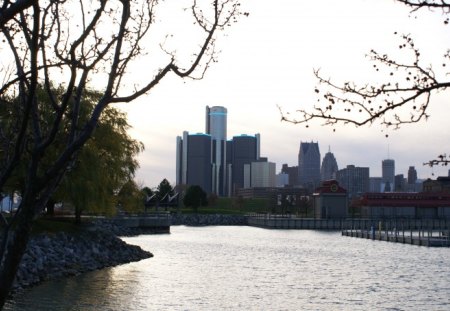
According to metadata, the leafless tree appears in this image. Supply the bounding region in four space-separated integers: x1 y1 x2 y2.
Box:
0 0 242 306
280 0 449 165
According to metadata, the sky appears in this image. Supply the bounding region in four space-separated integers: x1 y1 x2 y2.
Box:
117 0 450 188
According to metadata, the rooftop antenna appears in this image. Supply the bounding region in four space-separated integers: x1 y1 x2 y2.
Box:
387 143 390 159
328 145 331 153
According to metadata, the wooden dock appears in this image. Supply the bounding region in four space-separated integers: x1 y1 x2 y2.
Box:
342 228 450 247
247 214 450 231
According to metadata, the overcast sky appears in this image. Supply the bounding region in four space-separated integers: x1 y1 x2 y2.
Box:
119 0 450 188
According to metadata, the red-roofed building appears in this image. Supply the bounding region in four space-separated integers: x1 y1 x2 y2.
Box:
359 192 450 219
312 180 348 219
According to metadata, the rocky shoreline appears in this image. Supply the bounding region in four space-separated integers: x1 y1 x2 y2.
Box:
12 225 152 293
11 214 247 294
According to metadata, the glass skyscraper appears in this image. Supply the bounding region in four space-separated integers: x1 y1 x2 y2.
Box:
206 106 227 195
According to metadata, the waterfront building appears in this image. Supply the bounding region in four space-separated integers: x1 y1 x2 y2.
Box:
320 147 338 181
359 192 450 219
298 141 321 191
382 159 395 192
336 165 369 199
312 180 348 219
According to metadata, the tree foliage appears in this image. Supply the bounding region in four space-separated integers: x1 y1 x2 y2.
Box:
156 178 174 201
117 179 145 214
53 89 144 222
0 0 243 306
183 185 207 212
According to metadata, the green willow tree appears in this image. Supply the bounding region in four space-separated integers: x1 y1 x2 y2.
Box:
0 0 243 306
54 90 144 223
117 179 146 214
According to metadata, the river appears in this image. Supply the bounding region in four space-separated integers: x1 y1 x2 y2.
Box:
4 226 450 310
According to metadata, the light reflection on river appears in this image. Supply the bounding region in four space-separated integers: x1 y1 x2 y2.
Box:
5 226 450 310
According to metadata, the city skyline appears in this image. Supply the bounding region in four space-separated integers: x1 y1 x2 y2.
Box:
120 0 450 188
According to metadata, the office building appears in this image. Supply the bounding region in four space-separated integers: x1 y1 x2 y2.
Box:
369 177 382 192
206 106 227 195
281 164 299 186
382 159 395 192
298 141 321 191
320 148 338 181
336 165 369 199
395 174 406 192
176 132 212 193
244 160 276 188
227 134 260 195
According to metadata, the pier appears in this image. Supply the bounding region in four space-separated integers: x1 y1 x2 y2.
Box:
342 227 450 247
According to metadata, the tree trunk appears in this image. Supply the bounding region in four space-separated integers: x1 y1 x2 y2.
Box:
75 207 82 225
0 202 35 309
46 198 55 216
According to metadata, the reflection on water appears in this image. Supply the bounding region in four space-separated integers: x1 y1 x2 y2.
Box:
5 226 450 310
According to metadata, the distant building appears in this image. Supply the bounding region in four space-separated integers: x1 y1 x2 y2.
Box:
320 147 338 181
206 106 228 195
407 166 417 184
395 174 406 192
336 165 369 199
369 177 383 192
177 106 263 197
227 134 260 195
298 141 321 191
312 180 348 219
423 176 450 193
244 160 276 188
281 164 299 186
406 166 419 192
382 159 395 192
276 172 289 187
176 132 212 193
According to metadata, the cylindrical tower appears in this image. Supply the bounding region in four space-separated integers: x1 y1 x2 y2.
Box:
206 106 227 196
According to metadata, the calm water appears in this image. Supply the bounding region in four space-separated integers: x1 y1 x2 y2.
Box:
5 226 450 310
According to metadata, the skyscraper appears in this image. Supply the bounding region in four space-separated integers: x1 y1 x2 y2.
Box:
407 166 417 185
228 134 260 195
382 159 395 192
320 147 338 181
206 106 227 195
298 141 321 191
177 106 262 197
176 132 212 193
